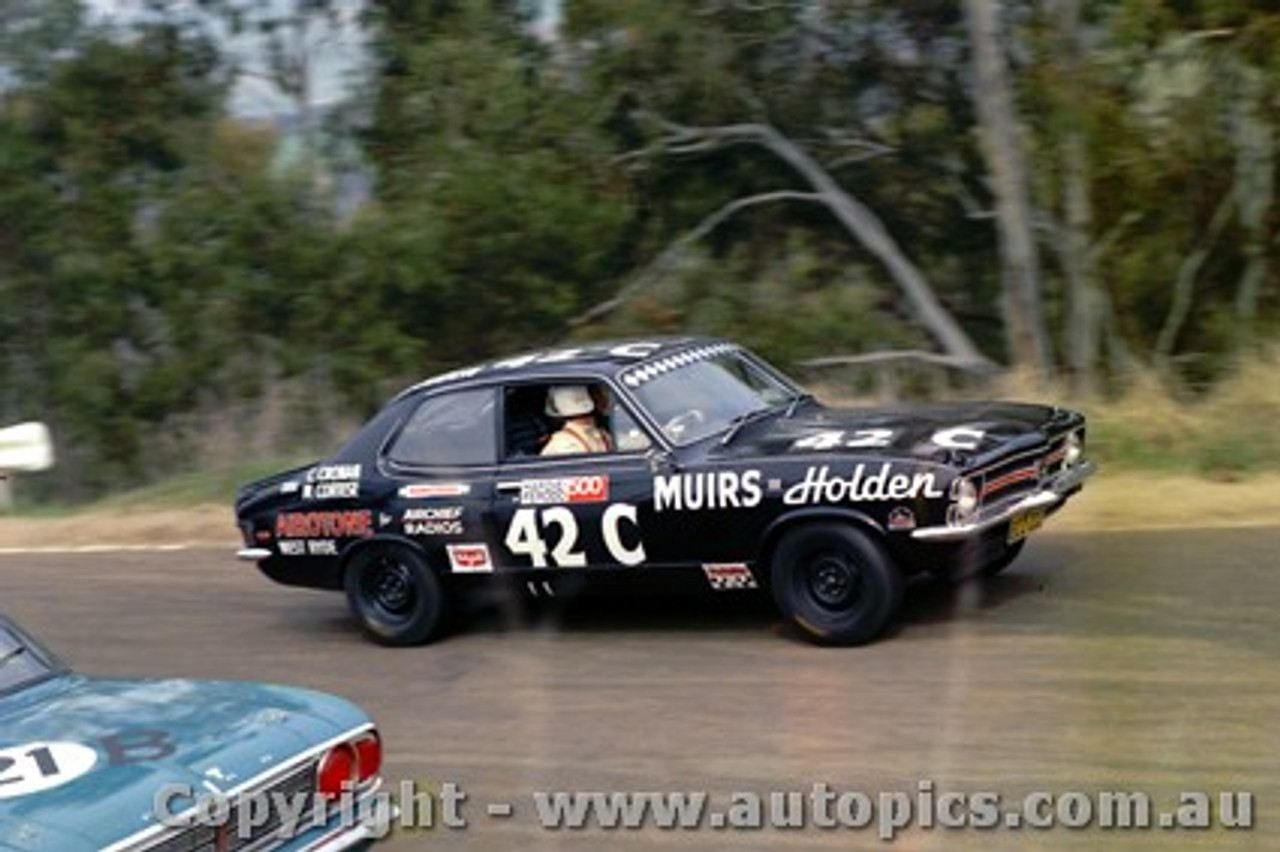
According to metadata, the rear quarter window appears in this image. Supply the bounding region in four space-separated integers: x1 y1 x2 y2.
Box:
386 388 497 467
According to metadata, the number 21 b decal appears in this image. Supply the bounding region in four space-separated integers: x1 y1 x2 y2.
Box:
0 742 98 799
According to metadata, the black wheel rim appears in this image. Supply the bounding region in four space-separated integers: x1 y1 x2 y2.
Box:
804 552 863 611
363 556 418 623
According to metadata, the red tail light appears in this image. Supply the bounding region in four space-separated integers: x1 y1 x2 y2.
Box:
353 731 382 782
316 743 358 799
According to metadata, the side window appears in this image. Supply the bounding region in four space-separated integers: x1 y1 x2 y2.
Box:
503 385 555 458
501 381 652 459
387 388 497 467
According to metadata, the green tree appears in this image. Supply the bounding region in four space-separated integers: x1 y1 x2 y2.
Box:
356 0 633 371
0 19 227 495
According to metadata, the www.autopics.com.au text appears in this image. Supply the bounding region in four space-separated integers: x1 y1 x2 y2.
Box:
151 779 1255 842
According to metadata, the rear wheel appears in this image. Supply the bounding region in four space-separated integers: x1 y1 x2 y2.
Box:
344 542 449 646
770 523 903 646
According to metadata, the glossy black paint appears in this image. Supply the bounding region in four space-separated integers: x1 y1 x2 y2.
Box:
234 337 1089 598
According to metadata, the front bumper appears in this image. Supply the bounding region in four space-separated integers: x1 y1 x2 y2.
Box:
910 460 1096 543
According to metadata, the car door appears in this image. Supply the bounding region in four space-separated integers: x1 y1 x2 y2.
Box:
380 386 502 575
490 381 660 572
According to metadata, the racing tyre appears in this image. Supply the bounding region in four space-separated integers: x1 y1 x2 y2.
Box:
770 523 904 646
983 539 1026 577
344 542 449 646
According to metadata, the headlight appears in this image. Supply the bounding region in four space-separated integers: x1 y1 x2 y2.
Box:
949 476 979 524
1063 431 1084 467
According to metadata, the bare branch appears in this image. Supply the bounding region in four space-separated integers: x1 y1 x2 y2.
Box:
569 190 822 327
598 113 992 369
801 350 992 372
1155 192 1234 364
825 149 894 170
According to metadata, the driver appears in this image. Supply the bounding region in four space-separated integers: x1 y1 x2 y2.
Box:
542 385 612 456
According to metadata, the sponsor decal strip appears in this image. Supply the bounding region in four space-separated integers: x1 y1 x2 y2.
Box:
620 343 738 388
399 483 471 499
408 342 665 391
447 543 493 573
702 563 758 591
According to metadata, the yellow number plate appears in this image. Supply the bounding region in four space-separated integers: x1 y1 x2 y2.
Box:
1007 507 1046 544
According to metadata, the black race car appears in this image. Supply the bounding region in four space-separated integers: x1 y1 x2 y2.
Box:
235 338 1094 646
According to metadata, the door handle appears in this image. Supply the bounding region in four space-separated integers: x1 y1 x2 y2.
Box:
496 481 522 494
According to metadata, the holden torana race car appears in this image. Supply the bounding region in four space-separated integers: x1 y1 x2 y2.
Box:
235 337 1094 646
0 614 387 851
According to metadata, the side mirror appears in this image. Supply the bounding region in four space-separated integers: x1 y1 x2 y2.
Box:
0 422 54 473
645 447 675 474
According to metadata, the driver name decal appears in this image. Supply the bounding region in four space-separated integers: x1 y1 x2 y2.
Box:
783 464 945 505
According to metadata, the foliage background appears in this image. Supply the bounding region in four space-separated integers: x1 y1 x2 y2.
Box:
1 0 1277 501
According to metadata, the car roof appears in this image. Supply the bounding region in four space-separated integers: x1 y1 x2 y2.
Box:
392 336 734 400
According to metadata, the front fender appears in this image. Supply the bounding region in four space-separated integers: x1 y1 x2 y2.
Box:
757 507 887 586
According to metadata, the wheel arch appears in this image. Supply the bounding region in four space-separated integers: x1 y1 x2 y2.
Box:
757 508 886 586
338 533 443 587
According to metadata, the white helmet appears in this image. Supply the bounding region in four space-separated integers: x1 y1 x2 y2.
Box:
545 385 595 418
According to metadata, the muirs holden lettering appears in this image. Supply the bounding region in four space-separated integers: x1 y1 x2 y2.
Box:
783 464 945 505
276 510 373 539
654 471 763 512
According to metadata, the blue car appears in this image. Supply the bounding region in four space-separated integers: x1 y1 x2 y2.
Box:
0 614 387 851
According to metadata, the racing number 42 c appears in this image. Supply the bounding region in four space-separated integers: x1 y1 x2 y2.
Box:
504 504 646 568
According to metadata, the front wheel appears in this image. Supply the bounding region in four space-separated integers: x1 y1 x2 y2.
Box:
770 523 904 646
344 542 449 646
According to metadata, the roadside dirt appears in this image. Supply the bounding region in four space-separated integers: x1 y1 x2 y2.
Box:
0 471 1277 549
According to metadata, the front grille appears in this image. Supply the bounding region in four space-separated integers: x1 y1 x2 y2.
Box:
144 763 317 852
976 433 1068 506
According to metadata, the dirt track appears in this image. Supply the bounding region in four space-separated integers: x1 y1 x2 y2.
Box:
1 526 1275 850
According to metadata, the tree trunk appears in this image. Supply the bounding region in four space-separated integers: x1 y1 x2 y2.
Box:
964 0 1052 380
1050 0 1101 395
1230 64 1273 349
